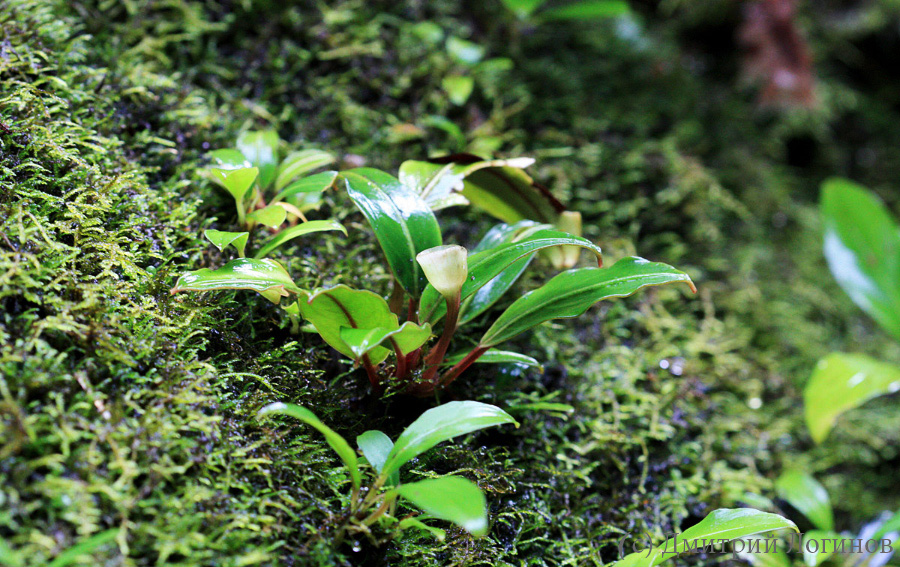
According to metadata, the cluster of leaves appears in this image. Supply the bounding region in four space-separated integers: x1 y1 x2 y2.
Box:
257 401 518 543
174 144 696 395
804 179 900 443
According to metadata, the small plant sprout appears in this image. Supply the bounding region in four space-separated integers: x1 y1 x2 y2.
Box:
257 401 518 545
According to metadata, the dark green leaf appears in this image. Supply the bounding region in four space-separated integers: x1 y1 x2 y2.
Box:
775 471 833 531
274 149 335 191
271 171 339 204
237 130 279 189
395 477 488 537
821 178 900 341
204 229 249 257
539 0 630 21
383 401 518 476
171 258 302 304
480 257 694 347
254 219 347 259
342 168 442 297
258 403 360 490
804 352 900 443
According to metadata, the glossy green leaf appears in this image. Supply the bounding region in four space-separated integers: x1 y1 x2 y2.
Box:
500 0 545 17
419 230 603 324
821 178 900 341
444 349 542 370
297 285 399 364
271 171 339 204
47 529 119 567
237 130 279 189
398 517 446 541
171 258 302 304
443 75 474 105
254 219 347 259
802 530 844 567
246 204 287 228
480 257 695 347
340 322 432 359
616 509 798 567
357 429 400 487
540 0 630 21
446 36 484 65
775 471 834 531
342 168 442 297
804 352 900 443
471 221 552 253
383 401 518 476
395 476 488 537
209 166 259 203
208 148 250 170
274 149 335 191
204 229 249 257
258 403 360 490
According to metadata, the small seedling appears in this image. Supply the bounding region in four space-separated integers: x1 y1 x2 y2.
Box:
257 400 518 544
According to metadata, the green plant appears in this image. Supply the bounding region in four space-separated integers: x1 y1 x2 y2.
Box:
256 401 518 544
500 0 630 22
173 156 695 395
804 179 900 443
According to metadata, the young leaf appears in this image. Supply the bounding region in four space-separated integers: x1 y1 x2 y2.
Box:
399 157 536 211
209 167 260 219
246 204 287 229
208 148 250 170
774 471 834 532
382 401 518 476
804 352 900 444
395 476 488 537
204 229 249 257
398 517 446 541
254 219 347 259
443 75 474 105
274 149 336 191
236 130 279 189
297 285 399 364
615 509 798 567
539 0 630 21
418 230 604 323
257 403 360 491
444 349 542 370
271 171 339 204
479 257 694 347
171 258 302 304
339 322 432 359
357 429 400 486
446 36 485 65
821 178 900 341
342 168 442 297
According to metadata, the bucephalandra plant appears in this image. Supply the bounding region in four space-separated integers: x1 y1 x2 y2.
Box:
173 150 697 395
257 400 518 544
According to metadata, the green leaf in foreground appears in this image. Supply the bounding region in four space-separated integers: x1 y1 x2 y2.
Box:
444 349 542 370
258 403 361 491
395 477 488 537
254 219 347 258
171 258 302 304
479 257 695 347
383 401 518 476
204 229 249 257
774 471 834 532
804 352 900 443
615 508 798 567
821 178 900 341
274 149 335 191
47 529 118 567
357 430 399 486
343 168 442 297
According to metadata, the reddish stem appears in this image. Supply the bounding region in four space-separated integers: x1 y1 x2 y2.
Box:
406 298 418 324
420 291 460 385
362 354 381 391
437 345 489 389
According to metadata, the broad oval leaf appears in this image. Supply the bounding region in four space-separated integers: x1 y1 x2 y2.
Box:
418 230 604 324
804 352 900 444
340 321 432 360
274 149 336 191
246 204 287 228
775 471 834 532
208 148 250 170
209 166 259 202
383 401 518 476
395 476 488 537
297 285 399 364
171 258 302 304
254 219 347 259
257 403 360 491
616 509 798 567
237 130 279 189
446 36 485 66
356 430 400 487
821 178 900 341
204 229 249 257
271 171 339 204
343 168 442 297
442 75 474 106
479 257 695 348
444 349 542 370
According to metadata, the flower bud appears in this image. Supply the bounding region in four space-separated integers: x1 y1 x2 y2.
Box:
554 211 583 269
416 245 468 299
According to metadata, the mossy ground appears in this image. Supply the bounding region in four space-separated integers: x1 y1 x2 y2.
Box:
2 0 899 565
